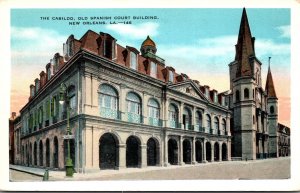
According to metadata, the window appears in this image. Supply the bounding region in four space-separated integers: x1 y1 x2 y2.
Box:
99 84 118 119
104 39 112 58
38 107 43 128
183 107 191 130
150 61 157 78
130 52 137 70
169 71 174 82
126 92 142 123
148 98 160 126
214 117 219 134
35 80 40 93
68 86 76 110
169 104 178 128
30 86 35 97
236 90 240 101
206 114 211 132
214 93 218 103
244 88 249 99
195 112 203 130
222 119 226 134
270 106 274 114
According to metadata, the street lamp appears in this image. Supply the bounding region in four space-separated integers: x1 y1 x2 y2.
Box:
59 83 73 177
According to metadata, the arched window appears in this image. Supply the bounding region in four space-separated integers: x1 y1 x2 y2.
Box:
244 88 249 99
68 85 76 110
195 111 203 132
126 92 142 123
221 119 226 135
99 84 119 119
214 117 219 134
169 104 178 128
206 114 211 133
148 98 160 126
236 90 240 101
183 107 192 130
270 106 274 114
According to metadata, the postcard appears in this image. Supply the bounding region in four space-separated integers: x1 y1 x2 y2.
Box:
1 0 299 191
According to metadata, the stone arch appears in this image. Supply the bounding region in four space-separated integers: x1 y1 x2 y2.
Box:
205 141 212 162
39 140 43 166
183 139 192 164
168 138 178 165
147 137 160 166
126 135 142 168
214 142 220 161
195 140 203 163
99 132 119 169
45 138 50 167
53 136 59 168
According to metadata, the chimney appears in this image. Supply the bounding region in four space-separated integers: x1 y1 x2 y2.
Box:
11 112 16 120
39 71 46 88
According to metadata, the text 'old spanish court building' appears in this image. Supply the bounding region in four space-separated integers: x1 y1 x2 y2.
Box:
12 8 289 173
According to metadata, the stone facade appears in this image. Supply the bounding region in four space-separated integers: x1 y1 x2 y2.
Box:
15 8 287 173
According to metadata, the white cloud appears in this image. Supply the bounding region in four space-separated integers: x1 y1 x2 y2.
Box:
277 25 290 38
106 22 159 40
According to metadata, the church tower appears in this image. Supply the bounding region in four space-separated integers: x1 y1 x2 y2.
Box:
265 58 279 158
229 8 268 160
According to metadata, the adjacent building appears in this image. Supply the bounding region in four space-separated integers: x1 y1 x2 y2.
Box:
13 8 289 173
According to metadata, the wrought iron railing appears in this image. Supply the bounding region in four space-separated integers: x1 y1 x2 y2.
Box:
148 117 162 127
100 107 121 120
126 112 143 123
169 120 180 128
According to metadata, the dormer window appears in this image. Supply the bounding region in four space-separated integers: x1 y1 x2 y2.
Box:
150 61 157 78
214 93 218 103
47 65 53 81
205 87 209 98
169 71 174 82
130 52 137 70
222 96 225 106
30 85 35 97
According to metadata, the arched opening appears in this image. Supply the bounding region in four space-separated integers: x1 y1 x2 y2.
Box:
34 142 37 166
29 143 32 166
195 111 203 132
183 139 192 164
148 98 160 126
126 92 142 123
147 138 159 166
221 119 226 135
222 143 227 161
46 139 50 167
244 88 249 99
39 140 43 166
168 104 179 128
206 142 212 162
53 136 59 168
99 84 119 119
126 136 141 168
206 114 211 133
99 133 119 169
214 142 220 161
214 117 219 135
195 140 202 163
270 106 274 114
168 139 178 165
183 107 192 130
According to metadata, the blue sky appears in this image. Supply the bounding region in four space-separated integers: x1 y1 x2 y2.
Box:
10 8 291 125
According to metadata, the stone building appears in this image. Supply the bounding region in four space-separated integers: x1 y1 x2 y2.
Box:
16 8 284 173
277 123 290 157
9 112 16 164
13 115 22 165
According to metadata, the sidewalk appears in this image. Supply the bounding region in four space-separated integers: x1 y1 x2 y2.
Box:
10 157 290 181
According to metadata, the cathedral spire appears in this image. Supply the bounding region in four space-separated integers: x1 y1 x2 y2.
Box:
235 8 256 77
265 57 277 98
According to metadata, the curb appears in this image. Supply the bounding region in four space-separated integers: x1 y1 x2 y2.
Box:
10 167 44 177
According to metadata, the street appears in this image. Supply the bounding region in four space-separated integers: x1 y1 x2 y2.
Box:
10 157 290 181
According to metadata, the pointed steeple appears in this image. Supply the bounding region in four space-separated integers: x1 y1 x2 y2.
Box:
265 57 277 98
235 8 256 77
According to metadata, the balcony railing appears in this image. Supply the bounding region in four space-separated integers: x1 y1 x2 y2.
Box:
169 120 181 129
100 107 121 120
126 112 143 124
194 125 205 132
148 117 162 127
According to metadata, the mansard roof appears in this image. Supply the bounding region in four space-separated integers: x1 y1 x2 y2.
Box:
235 8 256 78
265 65 277 98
